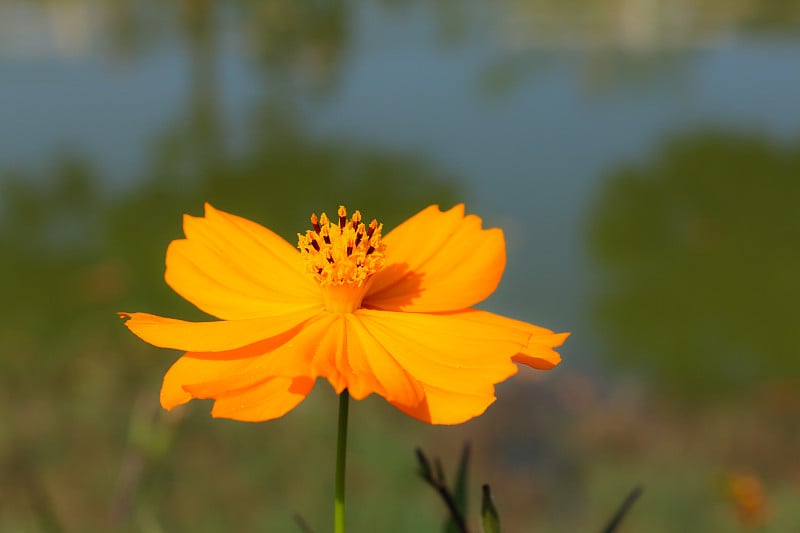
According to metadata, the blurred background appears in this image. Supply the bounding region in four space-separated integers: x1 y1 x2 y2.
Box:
1 1 799 531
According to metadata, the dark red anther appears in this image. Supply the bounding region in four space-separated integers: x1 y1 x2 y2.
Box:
366 219 377 238
310 238 320 251
311 213 321 234
366 245 375 255
354 224 364 246
320 224 331 244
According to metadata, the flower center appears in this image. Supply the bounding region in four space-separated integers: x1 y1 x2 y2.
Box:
298 206 385 313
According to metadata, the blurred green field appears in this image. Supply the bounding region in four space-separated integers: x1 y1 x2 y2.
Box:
3 336 799 531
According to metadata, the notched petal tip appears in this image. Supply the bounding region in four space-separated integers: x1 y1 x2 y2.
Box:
202 201 218 215
552 331 571 346
160 396 186 412
514 331 570 370
442 203 465 216
514 353 560 370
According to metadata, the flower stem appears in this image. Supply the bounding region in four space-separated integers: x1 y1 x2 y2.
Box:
334 389 350 533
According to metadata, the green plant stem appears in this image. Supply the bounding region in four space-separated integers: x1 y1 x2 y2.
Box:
334 390 350 533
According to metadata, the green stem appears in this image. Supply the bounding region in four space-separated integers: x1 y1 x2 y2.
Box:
334 389 350 533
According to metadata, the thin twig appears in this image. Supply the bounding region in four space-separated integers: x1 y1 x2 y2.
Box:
293 512 315 533
415 448 470 533
600 485 644 533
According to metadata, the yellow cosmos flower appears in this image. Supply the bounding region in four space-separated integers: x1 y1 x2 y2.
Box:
120 203 568 424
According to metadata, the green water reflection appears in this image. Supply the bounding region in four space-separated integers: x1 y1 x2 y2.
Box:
590 131 800 395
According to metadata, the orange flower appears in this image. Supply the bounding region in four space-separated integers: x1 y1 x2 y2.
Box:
727 472 768 527
120 203 568 424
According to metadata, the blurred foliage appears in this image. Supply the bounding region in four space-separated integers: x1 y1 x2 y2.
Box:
480 484 501 533
462 372 800 532
0 116 458 532
230 0 350 92
2 0 800 531
589 131 800 396
0 3 458 530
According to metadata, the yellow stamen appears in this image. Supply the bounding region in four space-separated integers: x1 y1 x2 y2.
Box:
298 206 385 312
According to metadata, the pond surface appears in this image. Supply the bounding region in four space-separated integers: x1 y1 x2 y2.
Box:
3 0 798 390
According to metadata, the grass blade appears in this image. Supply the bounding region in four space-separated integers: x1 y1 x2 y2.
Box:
445 443 471 533
481 484 501 533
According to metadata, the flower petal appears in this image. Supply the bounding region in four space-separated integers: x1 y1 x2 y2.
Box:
182 313 337 398
513 336 567 370
303 313 345 394
354 309 521 395
161 356 252 410
342 314 424 405
166 203 320 320
161 355 314 420
119 306 322 352
364 205 506 312
455 310 568 370
391 383 497 425
210 376 314 422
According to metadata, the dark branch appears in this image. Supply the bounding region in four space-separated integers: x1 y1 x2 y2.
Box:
293 512 315 533
415 448 470 533
600 485 644 533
